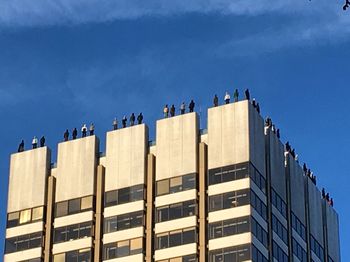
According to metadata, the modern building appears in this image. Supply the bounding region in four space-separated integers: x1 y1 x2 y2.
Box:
4 99 340 262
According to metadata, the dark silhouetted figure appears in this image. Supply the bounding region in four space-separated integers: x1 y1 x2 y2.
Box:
265 117 272 127
189 100 195 112
330 198 334 207
180 102 186 114
18 140 24 152
256 103 260 113
163 105 169 118
252 98 256 108
32 136 38 149
89 123 94 135
224 92 230 104
322 188 326 198
303 163 307 173
213 95 218 107
113 118 118 130
285 142 291 152
291 148 295 158
130 113 135 126
170 105 175 117
233 89 239 102
343 0 350 10
72 128 78 140
82 124 87 137
276 129 280 138
64 129 69 141
40 136 45 147
245 89 250 100
122 116 127 128
137 113 143 124
326 193 330 202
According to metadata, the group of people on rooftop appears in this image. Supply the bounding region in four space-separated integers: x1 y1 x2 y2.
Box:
63 123 95 142
265 117 280 138
17 136 46 152
322 188 334 207
112 113 143 130
163 100 195 118
213 88 252 107
303 163 317 185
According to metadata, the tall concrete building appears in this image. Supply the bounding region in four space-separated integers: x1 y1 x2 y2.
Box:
4 99 340 262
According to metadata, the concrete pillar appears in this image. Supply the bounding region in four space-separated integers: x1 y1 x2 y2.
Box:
44 176 56 262
198 143 207 262
94 165 105 262
146 154 155 262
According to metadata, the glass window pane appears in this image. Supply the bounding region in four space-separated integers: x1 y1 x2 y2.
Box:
157 206 169 222
183 228 196 244
209 195 221 211
157 180 169 196
67 250 79 262
169 230 182 247
78 248 91 262
29 232 42 248
17 234 29 251
130 238 143 254
79 222 92 238
169 203 182 220
19 209 32 224
5 238 16 254
81 196 93 210
130 212 144 228
117 240 130 257
170 177 182 193
118 188 130 205
105 190 118 207
67 224 79 240
131 185 144 201
183 200 196 217
68 199 81 214
157 233 168 249
53 253 65 262
7 212 19 227
104 216 118 233
32 207 44 221
170 258 182 262
183 174 196 190
54 227 67 243
56 201 68 217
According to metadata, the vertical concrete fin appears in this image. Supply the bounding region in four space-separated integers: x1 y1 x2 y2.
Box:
94 165 105 262
146 154 155 262
199 142 207 262
44 176 56 262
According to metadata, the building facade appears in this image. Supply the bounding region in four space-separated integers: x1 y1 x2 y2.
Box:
4 100 340 262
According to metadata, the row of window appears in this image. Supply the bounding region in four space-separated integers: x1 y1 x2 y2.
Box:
55 196 94 218
251 190 267 221
291 212 306 241
7 206 44 228
156 173 196 196
157 254 197 262
271 189 287 219
208 244 250 262
156 200 196 223
53 248 91 262
251 217 268 248
103 237 143 260
272 214 288 245
272 241 288 262
104 184 144 207
5 232 43 254
292 237 307 262
208 162 249 185
104 211 144 233
252 245 268 262
54 221 93 244
19 259 42 262
208 216 250 240
155 227 196 250
208 162 266 194
208 189 250 212
311 235 325 262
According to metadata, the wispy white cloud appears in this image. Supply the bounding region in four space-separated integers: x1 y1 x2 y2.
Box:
0 0 344 27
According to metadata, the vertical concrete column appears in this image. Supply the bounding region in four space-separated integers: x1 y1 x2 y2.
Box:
305 178 312 262
44 176 56 262
94 165 105 262
285 154 293 262
198 143 207 262
146 154 155 262
322 202 329 262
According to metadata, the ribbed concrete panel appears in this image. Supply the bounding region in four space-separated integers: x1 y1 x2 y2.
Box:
105 124 148 191
56 136 99 202
289 158 306 224
308 180 324 245
268 132 286 200
8 147 51 212
155 113 199 180
326 205 340 262
208 100 265 175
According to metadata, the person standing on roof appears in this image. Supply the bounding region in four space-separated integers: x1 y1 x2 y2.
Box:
163 104 169 118
224 92 230 104
89 123 95 135
81 124 87 137
213 95 218 107
112 118 118 130
233 89 239 102
189 100 195 112
180 102 186 114
137 113 143 124
32 136 38 149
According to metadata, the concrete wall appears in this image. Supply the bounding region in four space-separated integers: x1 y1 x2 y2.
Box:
326 205 340 262
268 133 286 200
55 136 99 202
208 100 265 175
289 157 306 224
308 180 324 245
105 124 148 191
7 147 51 212
155 113 199 180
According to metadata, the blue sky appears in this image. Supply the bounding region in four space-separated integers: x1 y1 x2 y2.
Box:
0 0 349 259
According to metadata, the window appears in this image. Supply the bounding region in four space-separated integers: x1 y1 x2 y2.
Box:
252 245 268 262
55 196 94 218
104 185 145 207
103 238 143 260
208 189 250 212
19 209 31 224
273 241 288 262
271 189 287 219
208 216 250 239
155 227 196 250
209 244 250 262
250 190 267 221
292 238 307 262
208 162 249 185
5 232 43 254
104 211 144 233
156 200 197 223
53 222 93 244
251 218 268 248
291 212 306 242
272 214 288 245
7 212 19 228
53 248 91 262
156 174 197 196
32 207 44 221
310 235 325 262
